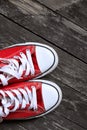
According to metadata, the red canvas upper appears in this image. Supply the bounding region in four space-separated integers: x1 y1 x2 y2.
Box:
0 45 41 85
0 81 45 120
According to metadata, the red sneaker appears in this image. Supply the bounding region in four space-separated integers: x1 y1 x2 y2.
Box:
0 80 62 121
0 42 58 86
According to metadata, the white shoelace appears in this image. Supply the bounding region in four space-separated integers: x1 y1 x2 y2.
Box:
0 50 35 86
0 86 37 118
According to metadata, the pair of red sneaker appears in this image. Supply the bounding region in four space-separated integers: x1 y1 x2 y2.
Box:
0 42 62 122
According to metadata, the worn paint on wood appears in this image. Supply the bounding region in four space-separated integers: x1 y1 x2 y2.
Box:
0 0 87 129
0 15 87 129
0 0 87 63
37 0 87 30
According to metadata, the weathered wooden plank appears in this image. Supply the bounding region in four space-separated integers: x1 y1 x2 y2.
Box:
0 112 85 130
48 76 87 129
0 15 87 96
18 112 85 130
0 15 87 128
37 0 87 30
0 122 26 130
0 0 87 63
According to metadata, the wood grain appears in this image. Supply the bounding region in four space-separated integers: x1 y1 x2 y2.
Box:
0 15 87 96
37 0 87 30
0 14 87 129
0 0 87 63
0 122 26 130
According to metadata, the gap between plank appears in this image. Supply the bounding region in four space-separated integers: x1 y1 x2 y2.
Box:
36 0 87 32
0 13 87 65
0 13 87 98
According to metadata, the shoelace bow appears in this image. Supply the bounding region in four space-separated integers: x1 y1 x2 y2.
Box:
0 50 35 86
0 86 37 118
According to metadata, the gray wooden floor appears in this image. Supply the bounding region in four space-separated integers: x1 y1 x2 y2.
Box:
0 0 87 130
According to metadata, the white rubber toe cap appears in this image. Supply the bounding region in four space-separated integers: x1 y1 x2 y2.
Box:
36 45 58 73
42 82 62 111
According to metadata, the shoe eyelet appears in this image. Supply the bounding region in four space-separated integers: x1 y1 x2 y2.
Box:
20 52 23 55
26 49 29 52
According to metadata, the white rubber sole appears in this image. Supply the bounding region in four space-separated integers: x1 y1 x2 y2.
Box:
5 42 59 79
